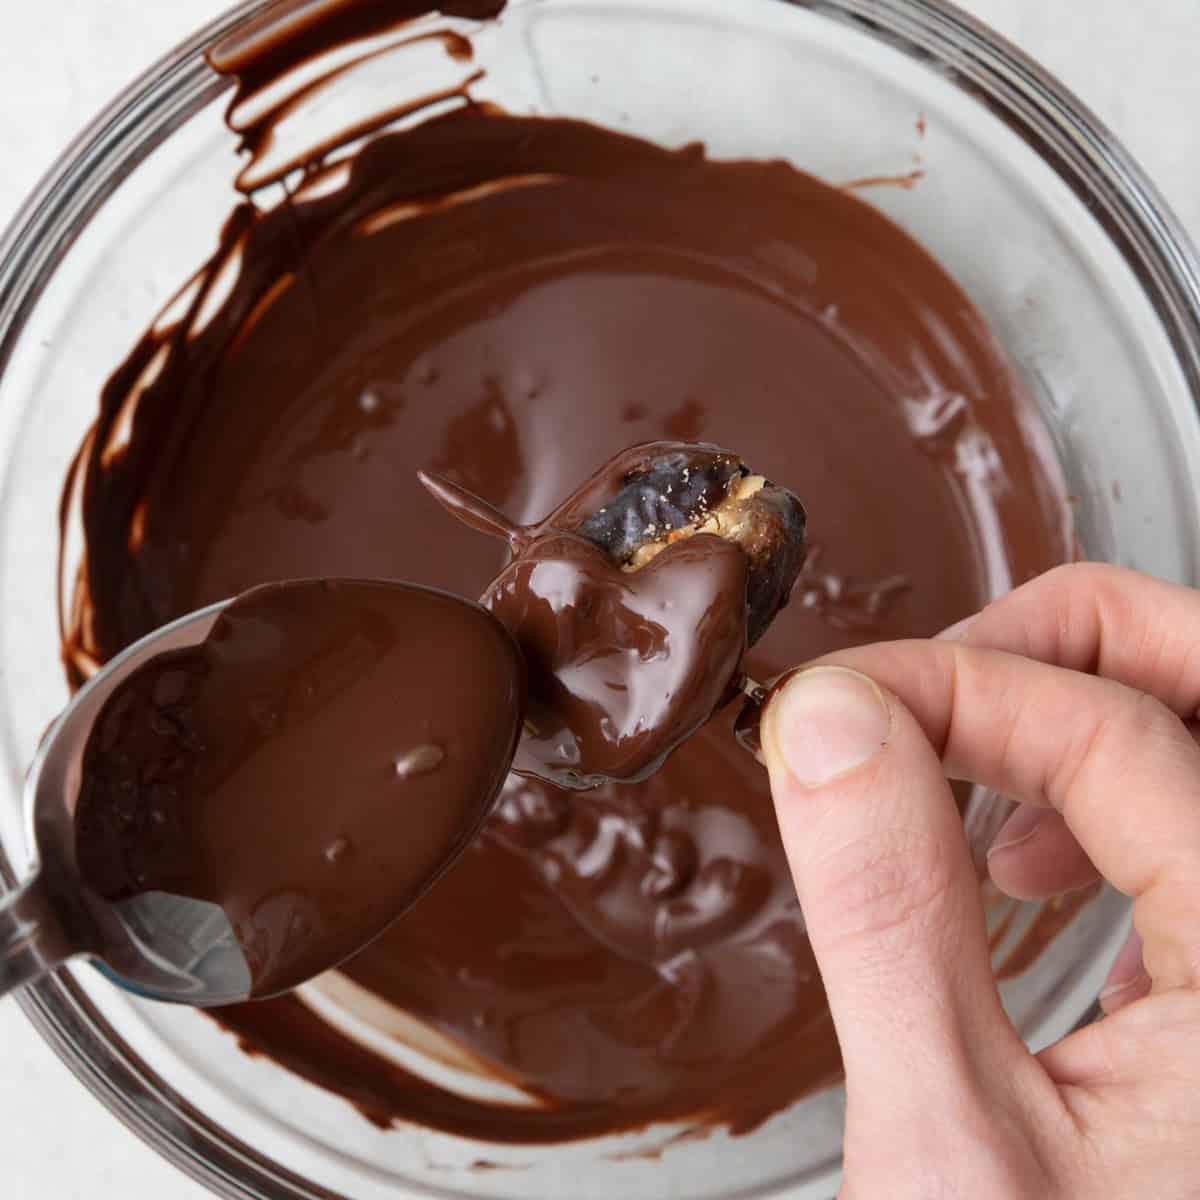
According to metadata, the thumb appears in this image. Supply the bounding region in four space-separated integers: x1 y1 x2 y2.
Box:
761 665 1018 1119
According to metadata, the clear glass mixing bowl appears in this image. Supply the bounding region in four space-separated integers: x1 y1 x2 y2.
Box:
1 0 1198 1197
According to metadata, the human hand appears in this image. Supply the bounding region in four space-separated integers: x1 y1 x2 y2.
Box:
759 564 1200 1198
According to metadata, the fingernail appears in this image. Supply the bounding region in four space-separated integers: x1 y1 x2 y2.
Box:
762 666 891 787
935 615 976 642
986 805 1048 858
1100 929 1144 999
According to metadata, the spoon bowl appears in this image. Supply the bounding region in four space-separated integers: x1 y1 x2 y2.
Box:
1 581 525 1005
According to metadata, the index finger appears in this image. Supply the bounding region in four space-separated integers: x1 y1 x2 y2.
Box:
814 638 1200 996
946 562 1200 719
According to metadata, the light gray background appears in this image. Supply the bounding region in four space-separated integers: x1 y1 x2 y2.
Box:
1 2 1198 1196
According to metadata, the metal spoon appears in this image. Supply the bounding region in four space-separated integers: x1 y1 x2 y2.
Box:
0 580 524 1006
0 600 250 1003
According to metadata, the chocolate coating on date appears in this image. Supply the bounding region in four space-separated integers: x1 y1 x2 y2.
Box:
421 442 806 789
486 530 750 789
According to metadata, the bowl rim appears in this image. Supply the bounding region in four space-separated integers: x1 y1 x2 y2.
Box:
1 1 1198 1198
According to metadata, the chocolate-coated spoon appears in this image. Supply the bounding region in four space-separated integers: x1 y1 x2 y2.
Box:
0 580 524 1004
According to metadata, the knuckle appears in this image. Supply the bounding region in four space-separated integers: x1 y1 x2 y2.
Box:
1041 560 1128 594
1113 691 1188 762
1040 561 1101 591
1148 927 1200 991
809 827 958 957
1129 689 1188 741
1097 690 1184 757
1035 562 1123 619
1057 689 1185 804
1048 560 1127 636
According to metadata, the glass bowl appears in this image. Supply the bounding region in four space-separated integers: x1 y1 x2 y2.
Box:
2 0 1199 1197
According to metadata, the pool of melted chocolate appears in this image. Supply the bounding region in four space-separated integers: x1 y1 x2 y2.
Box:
58 0 1072 1145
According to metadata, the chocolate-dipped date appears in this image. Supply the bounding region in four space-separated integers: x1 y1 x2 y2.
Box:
419 443 806 789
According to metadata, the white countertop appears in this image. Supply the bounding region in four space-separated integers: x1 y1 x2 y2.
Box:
1 2 1198 1196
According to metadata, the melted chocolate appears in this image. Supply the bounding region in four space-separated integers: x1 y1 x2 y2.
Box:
73 580 524 997
58 0 1074 1144
486 530 749 788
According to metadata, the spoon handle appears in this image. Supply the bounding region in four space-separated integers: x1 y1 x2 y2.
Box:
0 874 73 998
